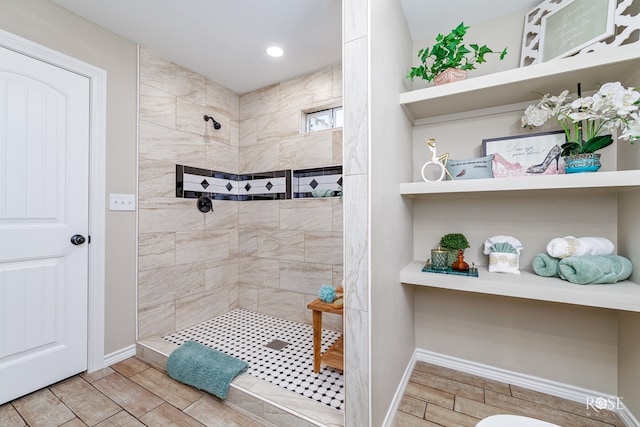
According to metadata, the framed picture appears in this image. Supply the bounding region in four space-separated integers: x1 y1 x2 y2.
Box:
519 0 636 66
539 0 615 62
482 131 566 178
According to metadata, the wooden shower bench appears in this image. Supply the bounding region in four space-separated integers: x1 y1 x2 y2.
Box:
307 298 344 373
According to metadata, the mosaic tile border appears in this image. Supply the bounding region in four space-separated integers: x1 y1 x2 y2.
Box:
176 164 342 201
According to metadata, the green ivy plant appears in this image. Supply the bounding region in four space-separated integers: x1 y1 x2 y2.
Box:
407 22 508 83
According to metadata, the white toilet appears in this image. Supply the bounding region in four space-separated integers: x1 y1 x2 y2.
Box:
476 414 561 426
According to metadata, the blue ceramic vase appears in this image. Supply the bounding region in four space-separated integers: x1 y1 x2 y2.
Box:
563 153 601 174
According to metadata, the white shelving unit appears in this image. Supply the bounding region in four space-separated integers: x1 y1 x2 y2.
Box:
399 43 640 122
401 170 640 196
401 261 640 312
399 45 640 312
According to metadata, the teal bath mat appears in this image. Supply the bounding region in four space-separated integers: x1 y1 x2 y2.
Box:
167 340 248 399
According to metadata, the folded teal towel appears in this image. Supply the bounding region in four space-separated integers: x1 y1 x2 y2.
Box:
167 340 248 399
558 255 633 285
532 253 560 277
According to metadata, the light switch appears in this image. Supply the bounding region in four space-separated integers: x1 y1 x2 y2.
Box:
109 193 136 211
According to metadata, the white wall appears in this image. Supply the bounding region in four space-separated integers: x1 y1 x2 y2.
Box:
408 11 527 91
0 0 138 355
369 0 416 425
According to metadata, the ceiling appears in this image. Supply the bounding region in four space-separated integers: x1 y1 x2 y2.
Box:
49 0 541 95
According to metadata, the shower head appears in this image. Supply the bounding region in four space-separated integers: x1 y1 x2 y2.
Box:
204 114 222 130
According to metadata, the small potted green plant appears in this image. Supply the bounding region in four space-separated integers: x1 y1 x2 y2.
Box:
407 22 507 85
439 233 470 266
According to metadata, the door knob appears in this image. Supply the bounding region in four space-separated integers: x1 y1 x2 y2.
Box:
70 234 86 245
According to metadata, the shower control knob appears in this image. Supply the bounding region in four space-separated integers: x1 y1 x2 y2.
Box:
70 234 86 245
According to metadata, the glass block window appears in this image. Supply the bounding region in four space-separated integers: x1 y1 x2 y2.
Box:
306 106 343 132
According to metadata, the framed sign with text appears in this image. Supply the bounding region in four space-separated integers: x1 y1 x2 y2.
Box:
520 0 638 66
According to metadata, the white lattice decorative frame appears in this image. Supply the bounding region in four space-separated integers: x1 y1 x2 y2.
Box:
520 0 640 66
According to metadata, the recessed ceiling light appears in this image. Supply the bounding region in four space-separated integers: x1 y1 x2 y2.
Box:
266 46 284 58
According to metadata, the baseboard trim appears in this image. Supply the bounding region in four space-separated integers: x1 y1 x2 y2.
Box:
619 406 640 427
384 348 639 427
103 345 136 367
382 350 418 427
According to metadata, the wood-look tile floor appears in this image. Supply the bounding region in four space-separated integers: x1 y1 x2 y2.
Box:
393 361 625 427
0 357 271 427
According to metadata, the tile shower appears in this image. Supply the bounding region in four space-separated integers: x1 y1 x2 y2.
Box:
137 45 343 368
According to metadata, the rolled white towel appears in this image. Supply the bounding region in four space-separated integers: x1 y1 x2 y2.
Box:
546 236 615 259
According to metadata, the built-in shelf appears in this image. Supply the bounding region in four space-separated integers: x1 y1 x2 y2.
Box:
399 44 640 122
401 260 640 312
400 170 640 196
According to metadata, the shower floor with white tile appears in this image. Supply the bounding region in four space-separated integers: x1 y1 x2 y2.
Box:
163 308 344 411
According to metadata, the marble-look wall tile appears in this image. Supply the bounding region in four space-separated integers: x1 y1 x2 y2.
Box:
204 141 238 178
229 118 240 148
139 83 176 129
138 121 206 167
229 284 239 310
204 200 239 230
238 200 280 229
303 294 343 333
139 232 175 272
238 257 280 289
332 199 343 233
175 287 230 331
173 67 207 107
344 36 368 176
205 258 238 290
138 48 344 341
332 128 343 165
206 80 239 119
344 0 367 43
139 46 206 106
279 132 334 170
138 301 175 339
332 64 343 99
239 118 258 147
345 307 369 427
305 231 344 265
175 230 230 265
139 46 174 90
257 288 306 323
239 84 280 120
223 387 266 420
333 265 344 287
238 284 258 311
138 159 176 201
257 109 299 143
228 229 239 258
139 198 204 234
238 229 259 257
177 98 231 142
257 230 305 261
262 401 319 427
344 174 368 312
280 261 333 295
280 199 333 231
138 262 205 309
279 68 333 111
238 143 280 173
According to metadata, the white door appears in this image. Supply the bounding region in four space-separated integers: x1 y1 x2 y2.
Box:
0 46 90 404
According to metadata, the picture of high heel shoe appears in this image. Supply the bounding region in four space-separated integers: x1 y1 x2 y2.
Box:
492 153 522 170
526 145 561 173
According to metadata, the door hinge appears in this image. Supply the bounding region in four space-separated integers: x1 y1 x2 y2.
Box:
88 235 91 244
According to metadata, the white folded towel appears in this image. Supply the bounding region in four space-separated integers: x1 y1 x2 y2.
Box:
546 236 615 259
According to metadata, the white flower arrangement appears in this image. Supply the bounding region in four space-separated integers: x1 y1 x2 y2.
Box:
521 82 640 156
